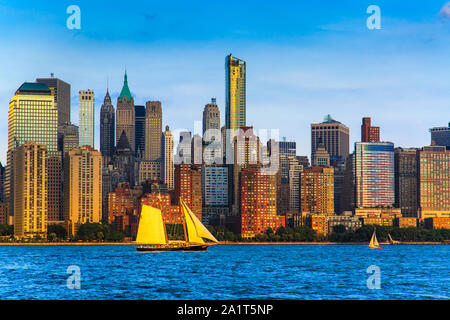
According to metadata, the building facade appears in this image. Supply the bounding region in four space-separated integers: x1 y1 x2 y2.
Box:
354 142 395 208
429 123 450 149
63 146 102 232
311 115 349 167
36 77 71 126
225 54 246 131
13 142 48 239
144 101 162 161
116 71 135 152
78 90 94 148
162 126 174 190
300 167 334 214
100 90 115 158
361 117 380 143
134 105 145 158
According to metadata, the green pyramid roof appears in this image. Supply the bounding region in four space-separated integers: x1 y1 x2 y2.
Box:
119 71 132 100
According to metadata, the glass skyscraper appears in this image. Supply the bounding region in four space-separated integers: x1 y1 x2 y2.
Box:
354 142 395 208
225 54 246 131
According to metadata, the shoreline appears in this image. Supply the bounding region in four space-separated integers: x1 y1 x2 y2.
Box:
0 241 447 246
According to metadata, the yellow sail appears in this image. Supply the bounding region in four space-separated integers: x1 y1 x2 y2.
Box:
136 205 167 245
369 231 379 248
184 202 219 243
180 201 205 244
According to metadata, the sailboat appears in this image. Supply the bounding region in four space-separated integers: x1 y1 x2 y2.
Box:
368 229 383 249
135 198 219 251
387 233 400 245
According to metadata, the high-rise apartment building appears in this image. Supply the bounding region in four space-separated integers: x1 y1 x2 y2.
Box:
161 126 174 190
7 82 60 221
144 101 162 161
288 158 303 213
116 71 135 152
361 117 380 143
202 165 231 225
174 164 202 221
36 76 71 126
429 123 450 149
417 146 450 218
225 54 246 131
13 142 48 239
100 90 115 158
63 146 102 233
300 167 334 214
240 165 284 238
354 142 395 208
394 147 419 217
79 90 94 148
311 115 349 167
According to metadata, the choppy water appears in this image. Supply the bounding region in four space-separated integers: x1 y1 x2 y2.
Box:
0 244 448 300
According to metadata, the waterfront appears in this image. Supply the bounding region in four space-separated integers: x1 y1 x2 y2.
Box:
0 245 448 300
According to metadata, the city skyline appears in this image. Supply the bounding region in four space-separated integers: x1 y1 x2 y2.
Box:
2 1 450 163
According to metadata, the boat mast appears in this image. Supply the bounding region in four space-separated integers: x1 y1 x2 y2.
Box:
180 198 189 243
154 182 169 245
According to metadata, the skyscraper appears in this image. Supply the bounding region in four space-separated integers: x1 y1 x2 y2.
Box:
58 123 79 155
100 89 115 158
354 142 395 208
311 115 349 167
417 146 450 218
134 105 145 158
300 167 334 214
203 98 220 134
225 54 246 131
239 165 285 238
394 147 418 217
36 76 71 126
162 126 174 190
63 146 102 234
144 101 162 161
13 142 48 239
6 82 60 221
79 90 94 148
361 117 380 143
429 123 450 149
279 140 297 184
116 71 135 152
175 164 202 221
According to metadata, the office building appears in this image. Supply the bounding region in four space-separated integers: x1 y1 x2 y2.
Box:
161 126 174 190
361 117 380 142
311 115 349 167
36 76 71 126
100 89 115 158
134 105 145 158
430 123 450 149
116 71 135 152
395 147 419 217
13 142 48 239
63 146 102 233
354 142 395 208
78 90 94 148
144 101 162 161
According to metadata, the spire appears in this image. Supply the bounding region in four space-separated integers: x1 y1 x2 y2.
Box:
119 70 132 101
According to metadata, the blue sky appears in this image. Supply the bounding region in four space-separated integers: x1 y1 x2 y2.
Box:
1 0 450 163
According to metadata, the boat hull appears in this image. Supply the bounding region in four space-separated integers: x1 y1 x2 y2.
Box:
136 244 208 252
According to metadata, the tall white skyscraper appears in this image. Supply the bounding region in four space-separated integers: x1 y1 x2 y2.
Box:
79 90 94 148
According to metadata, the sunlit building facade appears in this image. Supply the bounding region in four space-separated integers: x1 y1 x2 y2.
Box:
225 54 246 131
354 142 395 208
78 90 94 148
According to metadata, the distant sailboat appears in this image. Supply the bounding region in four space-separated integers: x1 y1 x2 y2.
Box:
135 198 219 251
369 229 383 249
387 233 400 245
